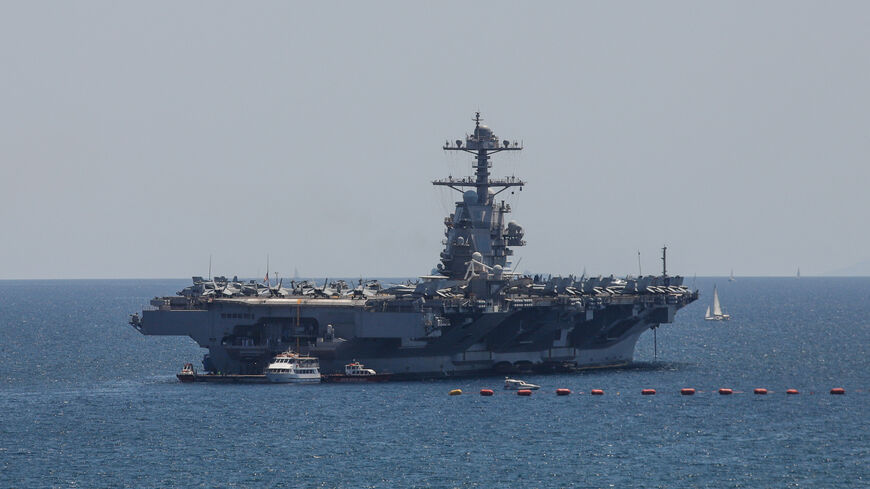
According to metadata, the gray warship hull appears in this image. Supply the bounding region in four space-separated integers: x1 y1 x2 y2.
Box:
134 285 695 378
130 114 697 378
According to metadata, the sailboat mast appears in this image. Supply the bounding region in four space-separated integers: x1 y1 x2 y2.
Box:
712 285 723 316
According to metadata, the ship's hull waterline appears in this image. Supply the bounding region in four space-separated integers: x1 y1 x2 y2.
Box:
134 292 689 378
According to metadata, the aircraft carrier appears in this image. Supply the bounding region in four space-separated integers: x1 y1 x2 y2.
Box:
129 114 698 378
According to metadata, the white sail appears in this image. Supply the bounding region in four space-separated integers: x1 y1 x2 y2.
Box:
712 286 723 316
705 306 711 319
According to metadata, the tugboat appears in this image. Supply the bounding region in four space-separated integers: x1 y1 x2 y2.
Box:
264 351 321 384
176 363 196 383
323 361 392 383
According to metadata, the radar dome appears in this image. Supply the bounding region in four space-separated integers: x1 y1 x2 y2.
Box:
463 190 477 204
475 125 493 139
472 252 483 262
492 264 504 280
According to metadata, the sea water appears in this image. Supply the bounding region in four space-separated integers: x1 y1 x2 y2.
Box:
0 278 867 488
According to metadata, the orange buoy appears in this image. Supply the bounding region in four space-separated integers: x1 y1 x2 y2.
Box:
786 389 799 395
517 389 532 396
641 389 656 396
555 388 571 396
754 388 768 395
590 389 604 396
448 389 462 396
830 387 845 395
719 388 733 395
480 389 494 396
680 388 695 396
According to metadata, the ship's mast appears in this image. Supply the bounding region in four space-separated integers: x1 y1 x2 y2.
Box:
432 113 526 279
435 112 524 204
661 245 668 278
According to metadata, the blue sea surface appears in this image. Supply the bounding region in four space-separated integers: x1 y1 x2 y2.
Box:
0 278 867 488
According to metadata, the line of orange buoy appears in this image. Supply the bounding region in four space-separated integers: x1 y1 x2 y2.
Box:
455 387 850 396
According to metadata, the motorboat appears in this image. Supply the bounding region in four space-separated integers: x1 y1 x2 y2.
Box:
323 361 392 382
504 377 540 390
264 351 321 383
177 363 196 383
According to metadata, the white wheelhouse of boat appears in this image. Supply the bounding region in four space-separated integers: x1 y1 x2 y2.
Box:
264 351 321 383
344 361 377 377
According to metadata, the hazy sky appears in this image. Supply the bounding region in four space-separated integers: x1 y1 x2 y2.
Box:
2 2 869 279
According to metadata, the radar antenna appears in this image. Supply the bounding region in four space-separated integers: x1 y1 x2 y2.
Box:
435 112 524 204
661 246 668 278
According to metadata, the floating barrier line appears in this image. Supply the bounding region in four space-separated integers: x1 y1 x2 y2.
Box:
456 387 854 396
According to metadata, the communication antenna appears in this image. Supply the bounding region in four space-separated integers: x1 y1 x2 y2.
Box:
637 250 642 276
208 255 212 281
661 246 668 277
510 257 523 274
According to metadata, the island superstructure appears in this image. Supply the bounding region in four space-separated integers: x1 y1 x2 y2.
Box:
129 114 697 378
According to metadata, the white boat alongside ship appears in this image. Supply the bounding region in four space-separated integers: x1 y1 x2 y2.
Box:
177 363 196 383
704 285 730 321
323 361 392 382
264 351 321 383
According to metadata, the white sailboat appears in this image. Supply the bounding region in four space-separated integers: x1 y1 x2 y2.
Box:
704 285 730 321
728 269 735 282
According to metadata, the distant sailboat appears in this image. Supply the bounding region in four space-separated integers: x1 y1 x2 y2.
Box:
704 285 730 321
728 269 735 282
796 268 801 279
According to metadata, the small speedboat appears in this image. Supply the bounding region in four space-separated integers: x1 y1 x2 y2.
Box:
504 378 540 390
264 351 321 383
177 363 196 383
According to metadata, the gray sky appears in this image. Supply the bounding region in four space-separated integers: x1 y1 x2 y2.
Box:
2 2 869 279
